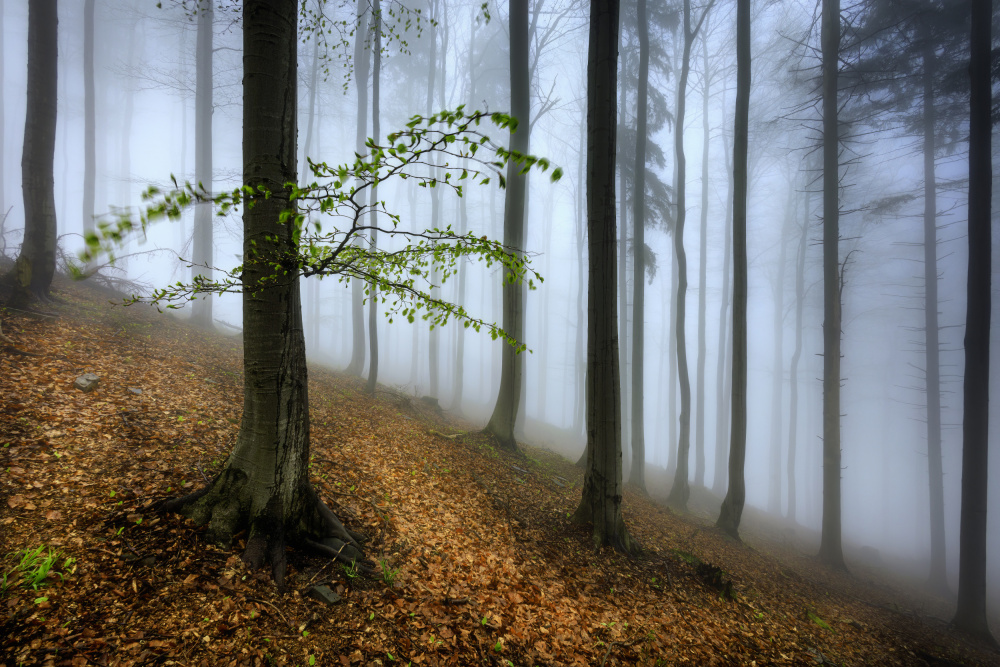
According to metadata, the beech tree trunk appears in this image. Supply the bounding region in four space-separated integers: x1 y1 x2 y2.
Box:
819 0 846 570
694 32 711 489
484 0 529 451
426 0 442 399
83 0 95 235
365 0 382 396
346 5 370 376
952 0 995 644
573 0 633 553
768 188 791 515
162 0 363 590
712 105 734 496
715 0 749 539
14 0 58 302
786 189 808 524
191 2 214 328
628 0 649 494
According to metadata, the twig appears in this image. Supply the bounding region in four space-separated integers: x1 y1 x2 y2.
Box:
248 597 291 627
327 490 391 515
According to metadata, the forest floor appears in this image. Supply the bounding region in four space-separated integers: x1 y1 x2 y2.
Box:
1 278 998 667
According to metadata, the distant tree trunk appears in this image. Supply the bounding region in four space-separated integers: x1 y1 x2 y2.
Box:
628 0 649 494
83 0 95 235
920 32 948 595
426 0 441 398
13 0 58 303
715 0 748 539
712 106 734 496
0 0 4 219
666 0 698 509
301 2 321 357
573 106 587 439
951 0 995 644
538 190 555 422
191 3 214 328
618 39 632 477
694 32 711 489
573 0 633 553
162 0 364 590
119 25 136 208
818 0 846 570
786 189 808 524
484 0 529 451
768 188 791 515
346 5 370 376
365 0 382 396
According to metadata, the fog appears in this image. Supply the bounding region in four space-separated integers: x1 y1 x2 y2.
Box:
2 0 998 616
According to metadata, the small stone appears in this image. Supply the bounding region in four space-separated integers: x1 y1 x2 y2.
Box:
73 373 100 393
127 387 142 395
308 584 341 606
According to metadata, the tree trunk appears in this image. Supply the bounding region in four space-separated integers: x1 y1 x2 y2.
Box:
628 0 649 494
712 100 734 496
365 0 382 396
694 32 710 489
162 0 364 591
573 0 633 553
951 0 995 644
119 24 136 208
426 0 441 399
666 0 696 509
191 3 214 328
573 104 587 439
618 41 631 478
0 0 5 219
715 0 749 539
484 0 529 451
14 0 58 302
920 33 948 595
346 5 370 376
818 0 846 570
768 187 792 515
83 0 95 235
786 189 808 524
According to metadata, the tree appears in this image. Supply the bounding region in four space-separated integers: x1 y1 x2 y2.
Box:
786 185 809 524
767 188 792 515
572 0 634 553
484 0 530 452
190 0 214 328
818 0 846 570
13 0 58 303
951 0 995 645
365 0 383 395
715 0 748 539
711 102 734 497
666 0 714 510
83 0 95 235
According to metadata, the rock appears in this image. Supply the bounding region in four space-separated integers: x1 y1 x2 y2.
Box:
308 584 341 606
73 373 100 393
127 387 142 395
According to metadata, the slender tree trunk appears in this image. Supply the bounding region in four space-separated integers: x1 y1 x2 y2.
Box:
191 3 214 328
14 0 58 302
715 0 749 539
628 0 649 493
346 5 370 376
365 0 382 395
618 42 631 476
712 105 734 496
0 0 4 220
768 187 792 515
119 25 136 208
573 0 633 553
574 105 587 438
818 0 846 570
695 33 710 488
666 0 699 509
426 0 441 398
951 0 995 644
920 34 948 595
83 0 95 235
484 0 529 451
787 189 808 524
163 0 363 591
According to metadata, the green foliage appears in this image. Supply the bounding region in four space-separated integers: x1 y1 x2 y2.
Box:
807 610 834 632
2 545 77 594
379 558 398 586
77 107 560 353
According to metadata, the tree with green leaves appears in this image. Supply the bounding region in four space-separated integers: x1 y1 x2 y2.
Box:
12 0 58 304
82 2 559 586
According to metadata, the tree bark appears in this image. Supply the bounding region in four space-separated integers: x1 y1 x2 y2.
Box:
484 0 529 451
618 38 631 478
161 0 363 591
818 0 846 570
83 0 95 235
573 104 587 439
628 0 649 494
573 0 633 553
346 4 370 376
365 0 382 396
191 2 214 328
14 0 58 302
694 31 710 489
951 0 995 644
715 0 748 539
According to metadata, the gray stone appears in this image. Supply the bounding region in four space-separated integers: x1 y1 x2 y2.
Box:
308 585 341 606
127 387 142 395
73 373 100 393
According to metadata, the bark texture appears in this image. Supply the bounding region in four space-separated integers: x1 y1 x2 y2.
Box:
14 0 58 302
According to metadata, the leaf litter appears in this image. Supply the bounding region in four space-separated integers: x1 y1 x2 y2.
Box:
0 279 996 666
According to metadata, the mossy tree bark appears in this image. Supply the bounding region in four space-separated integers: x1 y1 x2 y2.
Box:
162 0 364 590
572 0 634 554
13 0 58 303
484 0 529 452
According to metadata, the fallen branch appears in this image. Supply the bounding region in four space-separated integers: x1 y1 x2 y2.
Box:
428 430 465 440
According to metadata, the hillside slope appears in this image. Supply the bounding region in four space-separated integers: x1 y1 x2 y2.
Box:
1 280 997 666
